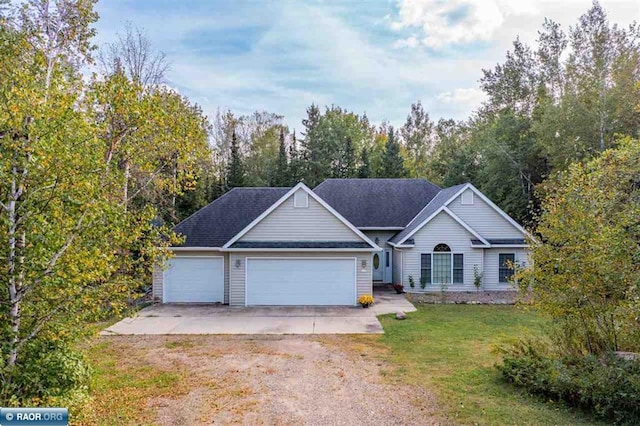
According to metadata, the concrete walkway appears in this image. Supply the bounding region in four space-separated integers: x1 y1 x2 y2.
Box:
102 291 415 335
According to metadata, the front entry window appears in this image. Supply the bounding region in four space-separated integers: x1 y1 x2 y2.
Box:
373 253 380 269
433 244 452 285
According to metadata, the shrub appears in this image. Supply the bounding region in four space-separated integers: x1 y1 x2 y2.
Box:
408 275 415 288
0 339 91 407
498 341 640 425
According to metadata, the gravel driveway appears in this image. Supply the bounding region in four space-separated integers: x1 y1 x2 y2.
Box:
98 335 443 425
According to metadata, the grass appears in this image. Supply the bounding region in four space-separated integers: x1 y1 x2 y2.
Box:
374 304 600 426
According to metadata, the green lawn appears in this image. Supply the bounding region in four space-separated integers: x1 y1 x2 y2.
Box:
376 305 600 426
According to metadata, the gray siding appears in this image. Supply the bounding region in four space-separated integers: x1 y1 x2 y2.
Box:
228 251 373 306
448 188 525 239
483 248 529 290
154 250 229 304
240 188 361 242
363 230 398 248
401 211 484 292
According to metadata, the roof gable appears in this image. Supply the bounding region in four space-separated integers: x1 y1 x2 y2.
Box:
238 187 364 242
173 187 290 248
223 183 379 249
390 183 528 245
314 178 441 228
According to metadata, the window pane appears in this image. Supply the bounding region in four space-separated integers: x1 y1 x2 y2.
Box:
499 254 515 283
421 254 431 284
453 254 463 284
433 253 451 284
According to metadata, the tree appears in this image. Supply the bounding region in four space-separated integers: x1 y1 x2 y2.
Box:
358 146 372 178
270 129 289 187
379 127 407 178
337 136 355 178
0 2 178 404
97 22 169 88
288 131 302 185
400 101 435 177
225 131 245 189
518 138 640 355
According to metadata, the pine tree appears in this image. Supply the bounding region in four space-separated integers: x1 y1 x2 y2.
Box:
288 130 302 185
270 129 289 186
337 136 355 178
380 127 407 178
225 130 245 190
358 146 372 178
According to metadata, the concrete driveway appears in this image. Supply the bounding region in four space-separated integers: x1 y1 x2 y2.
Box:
103 291 415 335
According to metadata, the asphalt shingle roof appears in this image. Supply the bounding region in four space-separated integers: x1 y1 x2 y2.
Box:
389 183 468 244
313 179 441 228
229 241 372 249
173 187 290 247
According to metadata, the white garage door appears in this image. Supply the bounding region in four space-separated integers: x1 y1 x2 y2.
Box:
246 258 356 306
163 257 224 303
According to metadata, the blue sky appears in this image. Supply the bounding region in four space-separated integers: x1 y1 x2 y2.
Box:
94 0 639 130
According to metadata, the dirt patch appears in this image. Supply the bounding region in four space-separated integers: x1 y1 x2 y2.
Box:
89 335 444 425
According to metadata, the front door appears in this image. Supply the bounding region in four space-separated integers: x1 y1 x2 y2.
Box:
372 251 383 281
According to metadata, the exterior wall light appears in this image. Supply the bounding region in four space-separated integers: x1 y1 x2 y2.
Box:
235 259 241 268
361 259 367 271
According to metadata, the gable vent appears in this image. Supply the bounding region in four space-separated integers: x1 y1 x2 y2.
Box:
294 191 309 208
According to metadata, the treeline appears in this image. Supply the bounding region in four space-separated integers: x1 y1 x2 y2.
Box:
181 2 640 227
0 1 209 404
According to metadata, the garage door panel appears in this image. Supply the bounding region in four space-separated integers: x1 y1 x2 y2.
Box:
246 258 356 306
164 257 224 303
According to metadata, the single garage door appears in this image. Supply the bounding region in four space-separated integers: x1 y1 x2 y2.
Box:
246 258 356 306
163 256 224 303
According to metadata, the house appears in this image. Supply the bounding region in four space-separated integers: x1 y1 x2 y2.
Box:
153 179 530 306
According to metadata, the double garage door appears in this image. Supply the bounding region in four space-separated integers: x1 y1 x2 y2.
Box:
246 258 357 306
163 256 357 306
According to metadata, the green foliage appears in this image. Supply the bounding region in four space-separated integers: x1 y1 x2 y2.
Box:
270 129 289 187
517 138 640 355
499 341 640 425
408 275 415 289
419 275 427 289
225 131 245 189
473 265 482 291
357 146 372 178
379 127 407 178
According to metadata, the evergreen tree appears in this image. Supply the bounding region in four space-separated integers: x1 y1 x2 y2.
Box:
337 136 355 178
301 104 323 186
270 129 289 186
358 146 372 178
225 130 245 190
288 131 302 185
380 127 407 178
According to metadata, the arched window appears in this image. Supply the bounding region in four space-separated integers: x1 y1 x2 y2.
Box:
420 243 463 286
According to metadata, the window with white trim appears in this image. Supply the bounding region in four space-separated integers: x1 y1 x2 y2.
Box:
293 191 308 208
499 253 515 283
421 244 464 286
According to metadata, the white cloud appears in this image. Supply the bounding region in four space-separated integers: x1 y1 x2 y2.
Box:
437 88 487 109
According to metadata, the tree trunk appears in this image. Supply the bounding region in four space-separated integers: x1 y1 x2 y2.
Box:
123 159 130 209
7 165 24 369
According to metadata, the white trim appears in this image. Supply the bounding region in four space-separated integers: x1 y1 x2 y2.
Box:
396 182 530 245
459 183 533 239
387 241 415 248
170 246 222 251
162 255 224 303
397 206 489 246
358 227 405 231
224 247 379 252
222 183 380 250
244 256 358 306
471 244 529 248
443 207 490 245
